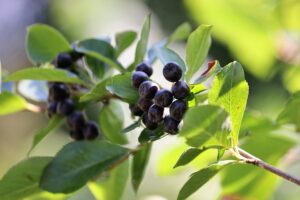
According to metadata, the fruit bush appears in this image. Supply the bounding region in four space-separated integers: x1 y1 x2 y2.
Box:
0 15 299 200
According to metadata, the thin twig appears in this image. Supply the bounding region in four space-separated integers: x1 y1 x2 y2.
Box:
237 147 300 186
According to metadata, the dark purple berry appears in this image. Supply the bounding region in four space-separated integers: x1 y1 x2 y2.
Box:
70 51 84 61
137 97 153 112
163 62 182 82
154 89 173 107
163 116 180 135
143 113 158 130
136 62 153 76
83 121 99 140
170 100 187 121
70 130 84 141
131 71 148 88
129 104 144 116
139 81 158 99
49 83 70 101
56 53 73 69
47 102 58 118
67 111 86 131
171 81 190 100
58 99 75 116
148 105 164 123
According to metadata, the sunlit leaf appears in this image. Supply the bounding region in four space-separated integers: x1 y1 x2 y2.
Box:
26 24 71 64
208 61 249 147
185 25 212 82
0 157 52 200
180 105 229 147
0 92 28 115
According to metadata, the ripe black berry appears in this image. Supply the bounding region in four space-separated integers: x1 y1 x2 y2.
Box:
170 100 187 121
129 104 144 116
58 99 75 116
137 97 153 112
171 81 190 100
143 113 158 130
70 51 84 61
163 62 182 82
47 102 58 118
136 62 153 77
139 81 158 99
131 71 148 88
83 121 99 140
148 105 164 123
67 111 86 131
154 89 173 107
163 116 180 135
49 83 70 101
56 53 73 69
70 130 84 141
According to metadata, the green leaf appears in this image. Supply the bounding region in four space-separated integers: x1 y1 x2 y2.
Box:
115 31 137 57
138 127 166 144
155 47 186 74
26 24 71 64
99 100 127 144
277 91 300 131
106 73 139 104
28 116 64 155
88 160 129 200
122 120 141 134
180 105 229 147
168 22 192 44
0 157 52 200
186 25 212 83
208 61 249 147
174 146 223 168
0 91 28 115
174 148 204 168
131 143 152 192
75 39 125 73
177 160 238 200
189 83 206 95
132 14 151 70
4 68 86 85
40 140 129 193
80 39 116 79
79 80 109 102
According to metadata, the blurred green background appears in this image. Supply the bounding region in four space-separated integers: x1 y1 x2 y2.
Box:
0 0 300 199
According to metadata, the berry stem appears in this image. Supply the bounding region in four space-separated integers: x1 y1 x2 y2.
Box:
236 147 300 186
26 103 46 113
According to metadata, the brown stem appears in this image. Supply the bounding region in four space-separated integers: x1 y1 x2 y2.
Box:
237 147 300 186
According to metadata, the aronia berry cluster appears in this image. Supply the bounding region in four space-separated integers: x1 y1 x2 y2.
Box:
130 62 190 135
47 51 100 141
